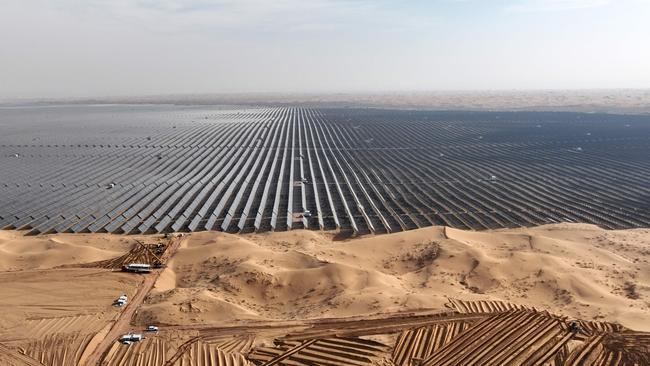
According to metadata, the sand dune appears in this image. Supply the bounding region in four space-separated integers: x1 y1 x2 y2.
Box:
0 231 132 271
134 224 650 331
0 223 648 337
0 223 648 365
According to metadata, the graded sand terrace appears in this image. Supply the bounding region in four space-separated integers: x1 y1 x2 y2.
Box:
0 224 649 365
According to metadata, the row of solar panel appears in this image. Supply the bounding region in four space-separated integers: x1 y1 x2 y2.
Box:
1 106 650 235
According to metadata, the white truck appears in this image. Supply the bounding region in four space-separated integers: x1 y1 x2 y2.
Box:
114 294 128 307
119 333 143 344
122 263 152 273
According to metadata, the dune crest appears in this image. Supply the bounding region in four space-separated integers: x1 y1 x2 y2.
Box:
0 231 133 271
138 224 650 331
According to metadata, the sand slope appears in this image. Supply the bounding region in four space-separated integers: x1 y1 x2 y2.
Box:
0 224 647 334
140 224 650 331
0 231 132 271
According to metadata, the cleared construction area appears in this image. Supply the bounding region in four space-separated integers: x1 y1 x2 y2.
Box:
77 239 168 269
44 301 650 365
1 105 649 235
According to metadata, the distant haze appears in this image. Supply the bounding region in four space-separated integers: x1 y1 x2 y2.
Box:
1 0 650 99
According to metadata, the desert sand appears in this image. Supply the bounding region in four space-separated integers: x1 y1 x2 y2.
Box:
136 223 650 331
0 223 649 365
0 233 155 365
0 231 133 271
14 89 650 114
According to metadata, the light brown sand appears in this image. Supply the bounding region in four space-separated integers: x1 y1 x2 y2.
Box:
0 231 132 271
0 268 142 337
134 223 650 331
0 223 648 340
0 231 143 351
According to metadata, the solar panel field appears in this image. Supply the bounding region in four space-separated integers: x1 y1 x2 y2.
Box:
1 104 649 235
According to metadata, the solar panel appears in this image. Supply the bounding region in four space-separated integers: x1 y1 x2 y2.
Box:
1 105 649 235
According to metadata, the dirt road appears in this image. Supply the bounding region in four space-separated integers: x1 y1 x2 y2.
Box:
81 236 182 366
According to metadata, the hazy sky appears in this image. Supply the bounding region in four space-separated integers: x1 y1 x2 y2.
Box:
1 0 650 98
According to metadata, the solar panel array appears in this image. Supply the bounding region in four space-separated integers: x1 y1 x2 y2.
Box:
1 104 649 235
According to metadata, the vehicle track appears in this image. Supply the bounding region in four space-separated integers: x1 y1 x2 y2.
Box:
82 236 182 366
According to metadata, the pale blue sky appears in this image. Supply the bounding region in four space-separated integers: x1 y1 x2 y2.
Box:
1 0 649 98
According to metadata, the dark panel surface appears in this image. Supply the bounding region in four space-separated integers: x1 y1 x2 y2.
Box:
1 105 649 234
